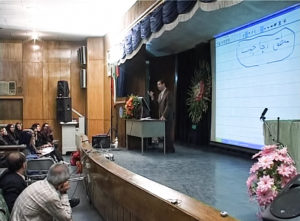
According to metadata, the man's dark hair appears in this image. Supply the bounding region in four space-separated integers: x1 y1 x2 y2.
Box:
7 152 26 172
158 79 165 85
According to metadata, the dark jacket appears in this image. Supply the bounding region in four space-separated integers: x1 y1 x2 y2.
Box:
0 172 26 212
0 136 8 145
158 89 172 120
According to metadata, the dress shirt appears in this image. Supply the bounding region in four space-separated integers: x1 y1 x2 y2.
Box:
10 179 72 221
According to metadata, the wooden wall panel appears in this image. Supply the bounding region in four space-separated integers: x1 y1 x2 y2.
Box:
86 37 111 139
43 41 63 63
87 38 105 60
22 40 44 63
70 63 85 117
0 43 22 61
87 60 103 119
0 40 85 150
23 62 43 120
87 119 105 138
45 62 61 120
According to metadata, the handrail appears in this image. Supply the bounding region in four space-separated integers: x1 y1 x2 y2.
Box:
0 144 26 150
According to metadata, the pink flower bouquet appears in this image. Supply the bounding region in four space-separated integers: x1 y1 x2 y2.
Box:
247 145 297 207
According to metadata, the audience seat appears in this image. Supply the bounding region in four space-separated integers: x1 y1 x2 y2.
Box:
26 157 55 183
0 189 10 221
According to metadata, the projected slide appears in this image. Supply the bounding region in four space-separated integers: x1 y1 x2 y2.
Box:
212 5 300 150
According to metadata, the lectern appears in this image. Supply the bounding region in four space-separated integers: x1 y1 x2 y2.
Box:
126 119 165 154
60 121 77 155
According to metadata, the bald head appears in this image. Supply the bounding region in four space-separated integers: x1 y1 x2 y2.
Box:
7 152 26 172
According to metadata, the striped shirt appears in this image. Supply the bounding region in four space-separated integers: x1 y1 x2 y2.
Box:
10 179 72 221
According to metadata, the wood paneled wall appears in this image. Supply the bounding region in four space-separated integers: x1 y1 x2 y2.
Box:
86 38 111 141
0 40 86 147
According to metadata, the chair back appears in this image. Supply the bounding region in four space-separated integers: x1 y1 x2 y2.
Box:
26 157 55 181
0 189 10 221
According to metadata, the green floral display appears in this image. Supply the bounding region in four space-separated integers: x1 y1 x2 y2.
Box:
186 61 211 124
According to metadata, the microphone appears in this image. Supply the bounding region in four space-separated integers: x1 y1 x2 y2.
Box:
260 108 268 120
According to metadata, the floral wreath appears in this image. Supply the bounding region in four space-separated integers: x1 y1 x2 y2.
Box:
186 60 211 124
123 95 141 119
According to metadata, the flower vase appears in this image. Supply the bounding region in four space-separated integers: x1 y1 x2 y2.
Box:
257 205 267 220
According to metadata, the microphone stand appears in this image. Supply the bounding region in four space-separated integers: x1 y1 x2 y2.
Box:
262 116 284 148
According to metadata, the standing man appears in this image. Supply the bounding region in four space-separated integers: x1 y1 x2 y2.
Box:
149 79 175 153
11 163 72 221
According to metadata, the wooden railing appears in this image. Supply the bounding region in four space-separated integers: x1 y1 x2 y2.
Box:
80 135 237 221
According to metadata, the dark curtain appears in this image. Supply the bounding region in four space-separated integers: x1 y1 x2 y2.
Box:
117 64 127 97
175 43 211 145
117 46 147 98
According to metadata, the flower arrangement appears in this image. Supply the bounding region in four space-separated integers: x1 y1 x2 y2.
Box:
247 145 297 207
186 60 211 124
123 95 141 119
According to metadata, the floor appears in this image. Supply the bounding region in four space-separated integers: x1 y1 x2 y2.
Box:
110 144 259 221
67 158 103 221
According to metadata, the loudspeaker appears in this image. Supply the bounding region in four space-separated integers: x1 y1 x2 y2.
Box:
56 97 72 122
92 135 110 148
57 81 69 97
262 174 300 220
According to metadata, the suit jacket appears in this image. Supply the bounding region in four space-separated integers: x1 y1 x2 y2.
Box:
0 172 26 212
158 89 172 120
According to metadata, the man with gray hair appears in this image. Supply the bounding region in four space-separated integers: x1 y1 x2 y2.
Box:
10 163 72 221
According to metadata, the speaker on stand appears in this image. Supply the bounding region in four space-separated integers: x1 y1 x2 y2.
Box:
57 81 70 98
56 97 72 122
56 81 72 122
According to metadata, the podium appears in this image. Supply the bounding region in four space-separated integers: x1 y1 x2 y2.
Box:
60 121 77 155
126 119 165 154
264 120 300 172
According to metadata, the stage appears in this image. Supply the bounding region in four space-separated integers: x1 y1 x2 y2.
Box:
110 144 258 221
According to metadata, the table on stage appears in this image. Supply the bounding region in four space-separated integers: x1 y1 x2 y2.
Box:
126 119 165 154
264 120 300 171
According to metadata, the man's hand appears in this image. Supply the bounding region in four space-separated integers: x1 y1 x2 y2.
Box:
58 181 70 194
160 116 166 121
147 91 154 100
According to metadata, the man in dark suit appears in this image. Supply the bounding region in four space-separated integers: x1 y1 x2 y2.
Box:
0 152 27 212
149 80 175 153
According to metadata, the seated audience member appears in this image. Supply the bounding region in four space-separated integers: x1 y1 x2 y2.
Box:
40 123 53 146
0 152 26 212
14 123 22 143
0 127 9 145
10 163 72 221
39 123 64 162
31 123 41 147
19 130 40 155
5 124 17 145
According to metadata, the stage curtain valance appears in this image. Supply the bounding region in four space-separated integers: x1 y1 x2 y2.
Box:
119 0 197 63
